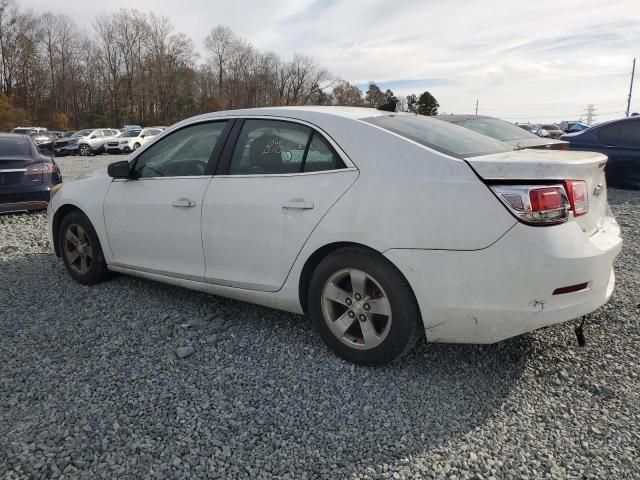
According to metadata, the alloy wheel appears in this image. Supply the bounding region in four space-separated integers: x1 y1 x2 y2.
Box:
79 145 90 156
133 143 140 150
63 223 93 275
321 268 392 350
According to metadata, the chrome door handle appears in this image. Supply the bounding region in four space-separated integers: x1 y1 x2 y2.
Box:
282 199 314 210
172 198 196 208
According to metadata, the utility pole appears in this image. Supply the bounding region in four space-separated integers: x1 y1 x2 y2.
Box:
475 99 479 115
584 104 597 125
626 58 635 117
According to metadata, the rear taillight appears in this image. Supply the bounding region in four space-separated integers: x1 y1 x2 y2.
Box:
25 163 55 175
489 184 570 225
565 180 588 216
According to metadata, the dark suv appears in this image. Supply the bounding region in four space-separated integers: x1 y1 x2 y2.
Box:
561 117 640 189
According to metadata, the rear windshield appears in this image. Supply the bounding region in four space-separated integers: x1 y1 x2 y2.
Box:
363 114 512 158
455 118 537 142
0 137 32 157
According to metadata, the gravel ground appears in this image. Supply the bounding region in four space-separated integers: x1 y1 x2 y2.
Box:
1 155 639 479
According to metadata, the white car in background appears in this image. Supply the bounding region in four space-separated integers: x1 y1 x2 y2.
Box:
53 129 120 156
108 127 164 153
47 106 622 366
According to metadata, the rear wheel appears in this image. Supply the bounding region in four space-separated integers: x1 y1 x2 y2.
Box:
78 144 91 156
58 211 110 285
308 247 422 366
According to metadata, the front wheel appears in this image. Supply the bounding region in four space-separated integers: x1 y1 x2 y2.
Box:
132 143 141 150
308 247 422 366
78 144 91 156
58 211 110 285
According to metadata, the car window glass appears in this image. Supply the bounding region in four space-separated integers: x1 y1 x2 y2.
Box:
364 114 512 158
229 120 311 175
134 122 228 178
92 130 103 138
303 133 346 172
0 137 31 156
101 130 113 137
617 122 640 146
598 125 619 144
457 118 536 141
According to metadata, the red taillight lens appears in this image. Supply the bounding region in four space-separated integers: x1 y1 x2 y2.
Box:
530 187 563 211
565 180 588 217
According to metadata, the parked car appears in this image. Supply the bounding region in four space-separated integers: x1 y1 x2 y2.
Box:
53 128 120 156
29 131 58 154
48 107 621 365
11 127 48 135
438 115 569 150
0 133 62 214
561 121 590 133
105 129 141 154
539 124 564 139
560 116 640 188
110 127 163 153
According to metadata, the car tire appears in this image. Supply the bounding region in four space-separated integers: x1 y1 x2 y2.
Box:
79 144 91 156
58 211 110 285
132 143 141 150
308 247 423 366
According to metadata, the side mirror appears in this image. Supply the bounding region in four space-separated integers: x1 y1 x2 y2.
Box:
89 135 96 139
108 160 131 179
140 134 145 138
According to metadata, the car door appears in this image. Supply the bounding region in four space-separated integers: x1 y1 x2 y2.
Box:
201 118 359 292
611 121 640 187
103 120 231 280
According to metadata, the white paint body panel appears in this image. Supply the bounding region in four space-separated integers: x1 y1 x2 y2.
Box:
202 169 358 291
103 177 211 279
47 106 623 344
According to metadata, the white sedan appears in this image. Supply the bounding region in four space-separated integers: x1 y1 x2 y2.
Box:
48 107 622 365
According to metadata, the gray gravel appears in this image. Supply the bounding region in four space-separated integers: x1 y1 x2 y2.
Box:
1 154 639 479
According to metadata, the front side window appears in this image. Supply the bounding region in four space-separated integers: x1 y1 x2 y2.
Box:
228 119 346 175
133 122 228 178
363 114 512 158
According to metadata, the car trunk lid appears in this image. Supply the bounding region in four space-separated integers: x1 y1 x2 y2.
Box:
0 158 44 186
466 149 608 235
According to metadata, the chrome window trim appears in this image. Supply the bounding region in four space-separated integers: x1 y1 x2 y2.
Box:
0 168 27 173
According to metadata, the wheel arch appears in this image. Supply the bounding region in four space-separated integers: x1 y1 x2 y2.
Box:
297 241 423 324
52 204 88 257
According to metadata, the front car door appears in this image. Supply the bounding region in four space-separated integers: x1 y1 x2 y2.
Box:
612 120 640 187
103 120 230 280
202 118 358 292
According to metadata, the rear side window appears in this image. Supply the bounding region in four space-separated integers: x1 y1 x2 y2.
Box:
598 125 619 144
363 114 512 158
0 137 32 156
228 119 346 175
617 121 640 146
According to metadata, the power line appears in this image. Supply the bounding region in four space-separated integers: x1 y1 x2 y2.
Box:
626 58 636 117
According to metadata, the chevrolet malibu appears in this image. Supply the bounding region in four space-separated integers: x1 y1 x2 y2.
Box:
48 107 622 365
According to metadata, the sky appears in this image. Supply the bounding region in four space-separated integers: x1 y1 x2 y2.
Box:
19 0 640 123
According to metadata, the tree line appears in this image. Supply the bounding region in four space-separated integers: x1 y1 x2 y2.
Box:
0 0 440 130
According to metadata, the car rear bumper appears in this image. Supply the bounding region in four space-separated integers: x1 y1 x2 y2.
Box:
0 186 52 214
385 214 622 344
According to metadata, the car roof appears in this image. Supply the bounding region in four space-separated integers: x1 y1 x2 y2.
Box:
183 106 396 124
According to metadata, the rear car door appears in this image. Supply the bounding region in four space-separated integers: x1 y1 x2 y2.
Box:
103 121 230 280
611 121 640 187
201 118 358 292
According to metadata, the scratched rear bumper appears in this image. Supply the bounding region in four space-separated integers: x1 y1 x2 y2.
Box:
384 214 621 343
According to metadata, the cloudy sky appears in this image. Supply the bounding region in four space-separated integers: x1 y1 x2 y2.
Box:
20 0 640 123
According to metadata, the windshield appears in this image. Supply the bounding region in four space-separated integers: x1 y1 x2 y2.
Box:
0 137 32 157
122 130 141 138
363 114 512 158
72 130 93 138
455 118 538 142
